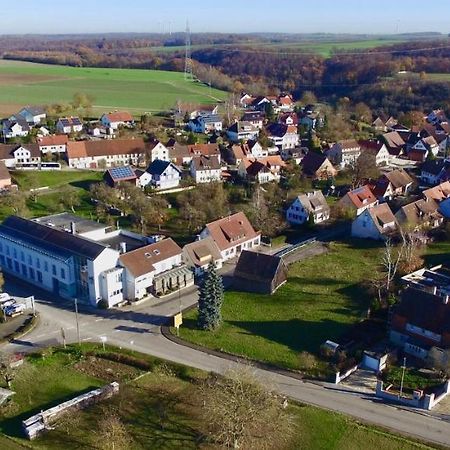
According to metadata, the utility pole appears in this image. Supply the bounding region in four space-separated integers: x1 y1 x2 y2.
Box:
399 357 406 399
74 298 81 345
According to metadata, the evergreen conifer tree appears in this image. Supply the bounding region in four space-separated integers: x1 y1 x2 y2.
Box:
198 262 224 331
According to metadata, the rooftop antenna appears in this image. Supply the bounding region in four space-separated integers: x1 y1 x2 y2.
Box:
184 20 193 81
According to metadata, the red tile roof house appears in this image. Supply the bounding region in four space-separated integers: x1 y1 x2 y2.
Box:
100 111 135 130
38 135 69 155
119 238 193 300
66 138 146 169
199 212 261 262
338 185 379 216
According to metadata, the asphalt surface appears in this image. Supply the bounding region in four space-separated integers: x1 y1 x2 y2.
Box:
1 259 450 447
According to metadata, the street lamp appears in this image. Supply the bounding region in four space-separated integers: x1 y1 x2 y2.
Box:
74 298 81 345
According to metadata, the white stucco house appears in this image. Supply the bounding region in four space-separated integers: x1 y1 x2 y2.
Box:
56 117 83 134
326 139 361 168
286 191 330 225
100 112 134 130
189 155 222 184
139 160 182 190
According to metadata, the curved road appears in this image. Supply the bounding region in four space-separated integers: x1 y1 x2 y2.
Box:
2 279 450 448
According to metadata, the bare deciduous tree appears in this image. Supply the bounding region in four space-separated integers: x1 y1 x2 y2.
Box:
96 410 131 450
199 368 293 449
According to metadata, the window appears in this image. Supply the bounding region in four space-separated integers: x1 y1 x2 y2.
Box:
52 265 56 276
44 261 48 272
21 251 24 262
37 271 43 283
21 264 27 276
29 268 35 280
13 248 17 259
14 261 20 273
60 268 65 280
0 255 4 265
27 255 32 265
36 258 40 269
5 246 9 256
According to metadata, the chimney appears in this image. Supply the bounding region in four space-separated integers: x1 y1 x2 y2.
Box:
70 221 76 235
119 242 127 254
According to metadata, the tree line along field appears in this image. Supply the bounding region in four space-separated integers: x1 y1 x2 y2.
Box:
141 38 407 58
0 60 227 116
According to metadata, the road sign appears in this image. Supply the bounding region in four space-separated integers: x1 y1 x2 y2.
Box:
173 313 183 329
100 336 107 351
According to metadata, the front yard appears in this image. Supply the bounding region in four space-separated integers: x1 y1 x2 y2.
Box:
178 240 383 374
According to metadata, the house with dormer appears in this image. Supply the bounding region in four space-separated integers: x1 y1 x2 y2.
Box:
199 212 261 262
326 139 361 169
190 155 222 184
351 203 398 240
286 191 330 225
338 185 378 216
227 121 260 142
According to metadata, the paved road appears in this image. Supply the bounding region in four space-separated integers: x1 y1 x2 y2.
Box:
2 270 450 447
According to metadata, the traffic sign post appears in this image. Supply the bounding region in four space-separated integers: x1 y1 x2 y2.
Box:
100 336 107 351
173 313 183 336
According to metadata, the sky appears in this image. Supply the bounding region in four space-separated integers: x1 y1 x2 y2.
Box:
2 0 450 35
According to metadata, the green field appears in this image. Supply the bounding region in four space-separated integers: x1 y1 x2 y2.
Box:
179 239 450 375
0 344 436 449
179 240 382 373
142 38 407 58
0 60 227 116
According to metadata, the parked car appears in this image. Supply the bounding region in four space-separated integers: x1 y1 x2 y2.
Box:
4 303 25 316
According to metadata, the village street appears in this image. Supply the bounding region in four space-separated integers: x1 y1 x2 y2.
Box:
2 274 450 448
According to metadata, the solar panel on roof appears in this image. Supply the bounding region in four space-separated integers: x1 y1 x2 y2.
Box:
110 166 135 180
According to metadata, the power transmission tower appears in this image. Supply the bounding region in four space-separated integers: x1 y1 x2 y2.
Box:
184 21 193 80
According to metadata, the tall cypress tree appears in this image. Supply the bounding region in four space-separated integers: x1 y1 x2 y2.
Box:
198 262 224 331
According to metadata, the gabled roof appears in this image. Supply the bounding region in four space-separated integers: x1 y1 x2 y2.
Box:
20 106 46 116
295 191 330 214
343 185 378 209
102 111 134 123
58 117 82 127
336 139 360 151
384 169 413 189
119 238 182 278
396 198 442 226
204 212 259 252
0 143 40 159
0 216 108 260
423 181 450 202
66 138 146 159
358 140 386 154
267 123 296 138
191 155 221 171
234 250 286 284
38 135 69 147
421 159 447 176
301 151 334 176
366 203 397 234
383 131 405 155
146 159 181 176
2 118 30 132
187 143 220 157
246 160 270 177
228 121 258 134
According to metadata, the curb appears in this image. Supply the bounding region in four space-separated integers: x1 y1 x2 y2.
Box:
160 324 308 382
0 314 40 346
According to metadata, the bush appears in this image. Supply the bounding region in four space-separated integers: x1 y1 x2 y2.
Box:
96 351 154 371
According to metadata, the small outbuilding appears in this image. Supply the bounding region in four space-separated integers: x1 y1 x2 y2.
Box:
233 250 288 294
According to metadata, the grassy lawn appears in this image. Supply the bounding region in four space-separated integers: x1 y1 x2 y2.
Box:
0 344 436 449
0 170 103 222
0 60 227 116
179 240 382 372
